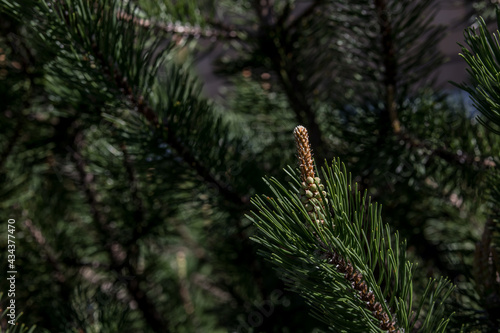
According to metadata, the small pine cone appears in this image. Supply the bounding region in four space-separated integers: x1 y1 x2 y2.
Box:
353 272 363 284
373 302 383 316
346 264 354 276
365 292 375 304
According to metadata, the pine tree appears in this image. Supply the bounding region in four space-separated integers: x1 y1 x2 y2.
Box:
0 0 499 332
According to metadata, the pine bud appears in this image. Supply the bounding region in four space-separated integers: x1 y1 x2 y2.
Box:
294 126 315 181
307 176 315 184
305 190 313 198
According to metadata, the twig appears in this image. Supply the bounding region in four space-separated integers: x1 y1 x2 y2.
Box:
117 10 244 40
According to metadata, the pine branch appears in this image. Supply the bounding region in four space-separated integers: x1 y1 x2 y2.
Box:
117 10 244 41
294 126 398 332
87 29 248 208
456 9 500 134
70 129 169 332
250 126 454 332
21 0 249 210
450 13 500 330
60 11 248 209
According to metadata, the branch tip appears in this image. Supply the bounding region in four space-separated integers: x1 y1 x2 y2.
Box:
294 125 327 224
294 125 315 181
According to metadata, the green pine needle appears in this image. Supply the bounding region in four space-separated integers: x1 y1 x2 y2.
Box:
455 7 500 134
249 158 454 332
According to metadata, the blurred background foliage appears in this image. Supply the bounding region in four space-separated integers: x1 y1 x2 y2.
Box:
0 0 499 332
